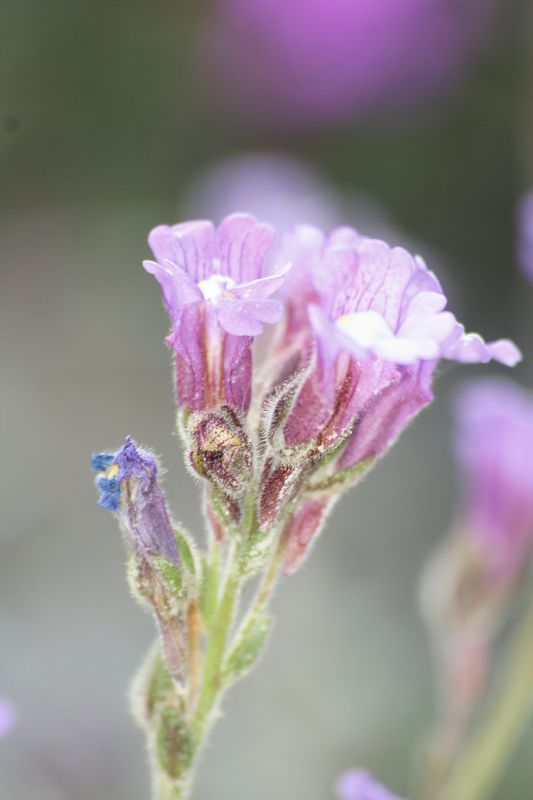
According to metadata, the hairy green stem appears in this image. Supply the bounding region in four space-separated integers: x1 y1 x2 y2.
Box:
150 492 285 800
438 588 533 800
192 555 240 745
236 540 283 643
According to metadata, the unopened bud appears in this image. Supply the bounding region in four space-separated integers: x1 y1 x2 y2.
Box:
282 497 330 575
258 457 304 530
188 406 253 498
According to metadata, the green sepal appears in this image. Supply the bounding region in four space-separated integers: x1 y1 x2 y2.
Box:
224 614 271 680
174 529 197 577
208 487 238 531
153 557 183 598
156 706 194 780
306 456 374 493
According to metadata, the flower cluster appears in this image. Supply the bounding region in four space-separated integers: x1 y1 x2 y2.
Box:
93 211 520 799
142 213 518 572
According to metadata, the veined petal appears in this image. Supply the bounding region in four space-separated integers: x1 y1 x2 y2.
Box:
143 259 202 321
403 290 448 319
443 328 521 367
486 339 522 367
216 300 264 336
444 332 491 363
215 212 275 283
148 221 215 282
232 262 291 299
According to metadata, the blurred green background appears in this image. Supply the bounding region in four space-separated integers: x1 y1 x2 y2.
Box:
1 1 532 798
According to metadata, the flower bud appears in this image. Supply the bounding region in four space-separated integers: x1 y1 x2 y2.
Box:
282 497 330 575
188 405 253 498
258 457 303 530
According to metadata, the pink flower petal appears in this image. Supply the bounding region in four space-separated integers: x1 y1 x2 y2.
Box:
216 212 275 283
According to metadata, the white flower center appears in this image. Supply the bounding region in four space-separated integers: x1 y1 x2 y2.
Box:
197 274 236 302
335 311 392 346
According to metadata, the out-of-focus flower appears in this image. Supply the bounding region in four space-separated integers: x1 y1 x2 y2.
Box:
0 698 15 738
517 191 533 281
201 0 498 131
454 377 533 584
92 437 179 565
420 378 533 784
183 153 341 234
144 213 289 413
336 769 404 800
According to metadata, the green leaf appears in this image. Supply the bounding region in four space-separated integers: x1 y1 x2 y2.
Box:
174 530 197 576
224 614 271 680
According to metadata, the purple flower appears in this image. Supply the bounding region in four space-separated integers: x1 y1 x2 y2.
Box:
92 437 179 565
144 213 288 412
0 697 16 738
201 0 497 131
280 227 520 468
336 769 404 800
517 191 533 281
453 378 533 584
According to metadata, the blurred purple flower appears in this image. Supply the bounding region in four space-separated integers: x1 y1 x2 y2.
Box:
92 437 179 565
279 226 520 467
454 378 533 583
517 191 533 280
144 213 288 412
0 697 16 738
201 0 498 131
336 769 404 800
183 153 341 234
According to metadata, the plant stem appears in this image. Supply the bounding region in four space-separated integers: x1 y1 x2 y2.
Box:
153 771 189 800
192 545 240 746
237 540 283 643
438 588 533 800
